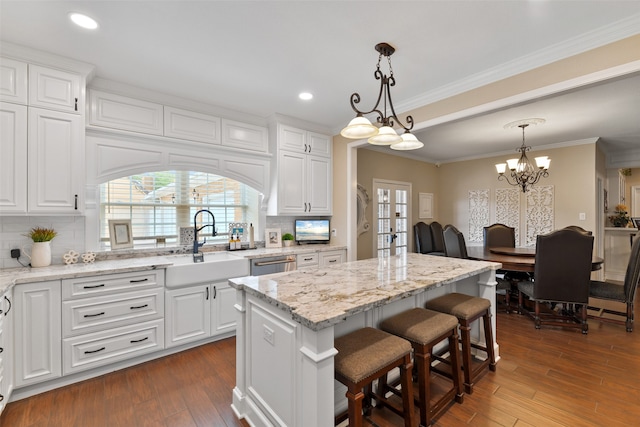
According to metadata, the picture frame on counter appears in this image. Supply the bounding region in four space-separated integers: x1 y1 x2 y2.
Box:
108 219 134 249
265 228 282 248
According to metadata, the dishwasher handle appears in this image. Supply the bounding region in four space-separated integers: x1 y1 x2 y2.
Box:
253 258 296 267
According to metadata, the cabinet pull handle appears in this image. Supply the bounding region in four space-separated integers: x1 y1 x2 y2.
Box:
304 257 313 261
329 259 337 263
213 286 217 299
304 202 308 212
74 194 78 210
84 347 105 354
84 312 105 318
0 394 4 402
130 337 149 344
4 295 10 315
304 143 308 153
83 284 105 289
75 98 78 111
308 203 311 212
308 145 311 154
0 347 3 354
130 278 149 283
206 287 209 300
130 304 148 310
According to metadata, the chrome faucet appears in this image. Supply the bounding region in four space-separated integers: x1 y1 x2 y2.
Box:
193 209 217 262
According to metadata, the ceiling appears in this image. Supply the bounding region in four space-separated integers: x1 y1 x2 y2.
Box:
1 1 640 164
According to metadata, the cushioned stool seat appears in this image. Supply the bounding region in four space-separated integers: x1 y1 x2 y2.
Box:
425 293 496 394
380 308 463 426
334 327 416 427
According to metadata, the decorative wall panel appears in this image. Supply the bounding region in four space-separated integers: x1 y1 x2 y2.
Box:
495 188 521 244
525 185 554 246
468 189 490 242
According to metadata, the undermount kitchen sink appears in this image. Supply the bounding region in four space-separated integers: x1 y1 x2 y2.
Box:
165 252 250 288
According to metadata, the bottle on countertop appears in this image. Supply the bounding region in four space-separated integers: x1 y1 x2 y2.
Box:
249 223 255 249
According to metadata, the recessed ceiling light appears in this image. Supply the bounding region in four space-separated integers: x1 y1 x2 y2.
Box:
69 13 98 30
299 92 313 101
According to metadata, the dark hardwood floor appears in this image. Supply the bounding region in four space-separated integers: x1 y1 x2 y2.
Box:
2 297 638 427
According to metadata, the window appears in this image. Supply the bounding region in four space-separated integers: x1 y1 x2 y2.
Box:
99 171 259 249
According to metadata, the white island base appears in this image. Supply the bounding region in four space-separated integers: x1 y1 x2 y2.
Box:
229 254 500 427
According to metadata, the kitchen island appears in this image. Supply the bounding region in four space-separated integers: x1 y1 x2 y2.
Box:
229 253 501 427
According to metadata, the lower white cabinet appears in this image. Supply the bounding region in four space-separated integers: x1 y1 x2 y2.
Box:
165 281 236 348
14 280 62 387
0 288 14 415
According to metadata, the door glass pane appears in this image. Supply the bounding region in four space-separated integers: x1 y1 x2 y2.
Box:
374 182 411 258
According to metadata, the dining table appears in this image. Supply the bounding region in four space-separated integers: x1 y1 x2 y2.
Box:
467 246 604 273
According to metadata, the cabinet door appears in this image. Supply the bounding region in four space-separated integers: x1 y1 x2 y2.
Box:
165 285 211 348
0 289 14 412
164 106 221 144
0 103 27 214
211 282 236 336
222 119 268 152
89 90 163 135
278 151 307 214
28 108 83 213
14 280 62 387
307 131 331 158
29 65 81 113
307 155 332 215
278 124 307 153
0 57 28 104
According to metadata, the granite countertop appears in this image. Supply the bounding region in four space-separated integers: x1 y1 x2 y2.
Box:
0 244 347 295
229 253 501 331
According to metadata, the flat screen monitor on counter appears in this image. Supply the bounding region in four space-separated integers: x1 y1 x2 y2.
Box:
295 219 330 244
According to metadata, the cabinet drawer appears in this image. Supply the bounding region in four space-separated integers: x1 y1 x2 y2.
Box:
319 250 345 267
89 90 163 135
63 288 164 337
63 319 164 375
297 253 319 268
62 270 164 300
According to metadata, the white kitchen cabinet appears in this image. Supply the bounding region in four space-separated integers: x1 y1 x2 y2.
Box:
277 150 331 215
89 89 163 135
278 124 331 157
318 249 346 267
0 57 28 104
61 271 165 375
221 118 268 152
165 281 237 348
211 281 236 336
297 252 319 268
14 280 62 387
0 102 28 214
27 107 83 214
164 106 221 144
29 65 82 114
0 288 14 415
165 285 211 347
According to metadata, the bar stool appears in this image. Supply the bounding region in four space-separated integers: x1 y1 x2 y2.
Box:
425 293 496 394
379 308 464 427
334 327 416 427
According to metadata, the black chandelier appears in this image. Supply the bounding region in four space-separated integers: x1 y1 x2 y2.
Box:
495 119 550 192
340 42 423 150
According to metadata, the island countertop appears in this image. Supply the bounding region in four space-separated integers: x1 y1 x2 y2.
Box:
229 253 501 331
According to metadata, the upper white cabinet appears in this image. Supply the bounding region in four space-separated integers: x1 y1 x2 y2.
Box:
29 65 82 114
89 89 163 135
0 57 27 104
0 103 28 213
0 56 87 215
28 108 83 214
164 106 221 144
270 123 332 215
222 118 268 152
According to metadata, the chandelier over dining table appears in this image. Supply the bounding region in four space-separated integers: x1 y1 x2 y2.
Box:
495 118 550 192
340 42 424 151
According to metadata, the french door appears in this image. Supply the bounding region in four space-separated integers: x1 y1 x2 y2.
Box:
373 179 411 258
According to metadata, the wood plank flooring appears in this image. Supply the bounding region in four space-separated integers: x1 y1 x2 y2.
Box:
2 298 638 427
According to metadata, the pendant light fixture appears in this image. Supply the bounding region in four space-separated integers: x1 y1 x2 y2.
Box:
495 118 550 192
340 42 424 150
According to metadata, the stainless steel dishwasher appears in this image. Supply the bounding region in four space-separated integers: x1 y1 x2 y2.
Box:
250 255 297 276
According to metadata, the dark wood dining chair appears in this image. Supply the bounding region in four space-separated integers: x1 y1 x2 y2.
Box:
517 228 594 334
483 223 522 313
430 221 446 256
443 224 468 259
588 234 640 332
562 225 592 235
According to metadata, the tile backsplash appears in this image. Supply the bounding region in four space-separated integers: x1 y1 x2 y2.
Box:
0 216 86 269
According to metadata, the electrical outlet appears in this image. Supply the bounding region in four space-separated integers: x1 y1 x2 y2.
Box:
331 228 337 237
579 212 586 220
11 248 21 259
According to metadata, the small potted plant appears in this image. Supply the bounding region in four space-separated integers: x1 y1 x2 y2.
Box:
282 233 295 247
23 226 57 267
609 204 631 227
